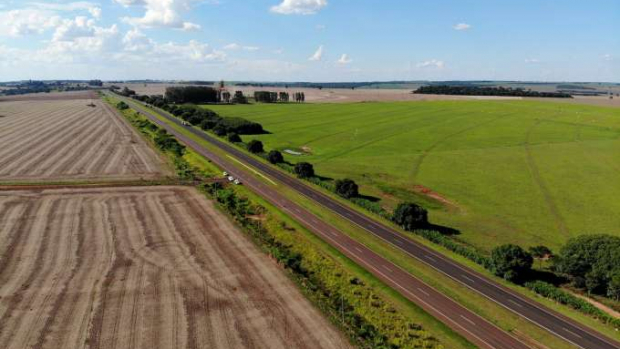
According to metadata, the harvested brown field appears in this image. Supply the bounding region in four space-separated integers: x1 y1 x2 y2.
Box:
0 186 351 349
0 97 171 182
0 90 98 102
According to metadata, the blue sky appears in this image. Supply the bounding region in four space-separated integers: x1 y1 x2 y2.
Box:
0 0 617 82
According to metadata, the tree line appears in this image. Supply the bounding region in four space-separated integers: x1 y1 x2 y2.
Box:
414 85 573 98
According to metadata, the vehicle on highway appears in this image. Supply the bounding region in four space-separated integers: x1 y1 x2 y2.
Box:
227 176 235 182
223 171 228 177
234 179 241 185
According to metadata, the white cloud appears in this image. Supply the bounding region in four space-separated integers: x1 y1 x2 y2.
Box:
53 16 97 42
0 9 62 36
123 28 154 51
316 24 326 30
337 53 351 64
271 0 327 15
525 58 540 64
603 54 613 61
453 23 471 31
308 45 323 61
417 59 445 69
88 7 102 19
224 43 260 51
118 0 202 31
273 48 284 54
0 2 102 37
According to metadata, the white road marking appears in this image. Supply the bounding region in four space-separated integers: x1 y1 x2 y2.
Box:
394 239 405 246
382 265 393 273
461 275 475 283
508 299 523 308
417 288 430 296
355 247 364 253
460 315 476 326
424 255 437 262
563 327 582 339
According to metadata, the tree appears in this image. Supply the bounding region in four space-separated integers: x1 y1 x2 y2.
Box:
227 133 241 143
607 273 620 301
213 124 227 136
294 162 314 178
247 140 264 154
490 244 533 282
554 234 620 295
116 101 129 110
391 202 428 231
335 178 359 199
529 245 553 268
267 150 284 164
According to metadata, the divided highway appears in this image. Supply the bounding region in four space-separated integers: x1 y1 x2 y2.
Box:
117 94 620 349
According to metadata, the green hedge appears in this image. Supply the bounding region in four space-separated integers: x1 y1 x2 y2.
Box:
525 281 620 329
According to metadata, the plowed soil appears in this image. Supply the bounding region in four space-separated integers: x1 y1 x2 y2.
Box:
0 186 350 349
0 98 170 182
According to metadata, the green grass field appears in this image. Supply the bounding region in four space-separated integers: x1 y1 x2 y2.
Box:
205 100 620 252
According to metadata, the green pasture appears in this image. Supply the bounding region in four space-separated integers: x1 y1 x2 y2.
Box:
206 100 620 251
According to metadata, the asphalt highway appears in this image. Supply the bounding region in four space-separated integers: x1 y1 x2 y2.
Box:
119 94 620 349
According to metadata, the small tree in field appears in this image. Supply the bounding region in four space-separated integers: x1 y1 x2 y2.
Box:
335 179 359 199
491 244 533 282
247 140 264 154
391 202 427 231
267 150 284 164
294 162 314 178
227 133 241 143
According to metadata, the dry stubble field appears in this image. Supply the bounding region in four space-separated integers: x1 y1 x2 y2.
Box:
0 91 170 182
0 186 351 349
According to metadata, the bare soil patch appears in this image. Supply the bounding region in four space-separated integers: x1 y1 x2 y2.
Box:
0 97 170 182
413 184 459 209
0 186 351 349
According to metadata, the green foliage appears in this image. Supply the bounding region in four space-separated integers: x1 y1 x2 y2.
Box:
116 101 129 110
227 132 241 143
392 202 428 231
294 162 314 178
246 139 264 154
154 131 186 157
165 86 218 103
525 281 620 328
414 85 572 98
555 235 620 297
490 244 533 282
267 150 284 164
335 178 359 199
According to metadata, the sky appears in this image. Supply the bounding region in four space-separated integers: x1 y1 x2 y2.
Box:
0 0 618 82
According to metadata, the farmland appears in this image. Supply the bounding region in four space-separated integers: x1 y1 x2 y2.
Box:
206 100 620 251
0 186 351 349
0 93 170 182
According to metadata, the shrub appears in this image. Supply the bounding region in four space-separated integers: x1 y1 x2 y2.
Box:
392 202 428 231
247 140 264 154
490 244 533 282
294 162 315 178
267 150 284 164
335 178 359 199
227 133 241 143
213 125 227 136
116 101 129 110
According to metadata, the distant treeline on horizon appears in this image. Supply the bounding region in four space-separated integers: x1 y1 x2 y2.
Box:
414 85 573 98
